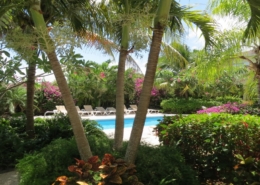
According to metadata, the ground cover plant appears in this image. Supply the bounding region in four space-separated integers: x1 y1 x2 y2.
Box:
155 114 260 184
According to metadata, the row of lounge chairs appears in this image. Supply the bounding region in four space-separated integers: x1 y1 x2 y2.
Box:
44 105 161 117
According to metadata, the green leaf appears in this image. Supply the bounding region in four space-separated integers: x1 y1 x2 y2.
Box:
235 154 244 161
244 156 254 164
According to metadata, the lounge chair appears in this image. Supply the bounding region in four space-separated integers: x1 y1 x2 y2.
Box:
83 105 102 116
124 105 136 114
95 107 108 115
148 108 161 114
44 109 58 117
106 107 116 115
130 104 161 114
76 106 89 116
130 105 138 111
56 105 67 115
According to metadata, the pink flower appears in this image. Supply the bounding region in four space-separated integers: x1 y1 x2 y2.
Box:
100 72 106 79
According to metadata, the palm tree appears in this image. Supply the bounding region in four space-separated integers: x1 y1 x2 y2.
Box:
0 0 110 160
124 0 215 163
209 0 260 104
29 0 94 160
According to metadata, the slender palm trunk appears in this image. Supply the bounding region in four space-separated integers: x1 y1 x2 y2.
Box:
125 0 172 163
257 78 260 104
30 1 92 160
114 50 127 150
26 61 36 138
125 27 164 163
47 51 93 160
114 0 130 150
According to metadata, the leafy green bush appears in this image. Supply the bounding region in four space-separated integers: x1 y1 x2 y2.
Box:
161 98 221 114
0 114 106 169
112 142 199 185
0 118 24 169
155 114 260 184
135 145 199 185
17 135 113 185
215 96 242 104
17 137 198 185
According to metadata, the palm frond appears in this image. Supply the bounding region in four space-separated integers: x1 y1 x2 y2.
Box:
126 55 143 74
159 41 189 70
182 10 216 47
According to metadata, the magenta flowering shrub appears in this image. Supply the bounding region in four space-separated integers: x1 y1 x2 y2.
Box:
35 82 63 114
42 82 62 101
197 102 244 114
133 78 162 107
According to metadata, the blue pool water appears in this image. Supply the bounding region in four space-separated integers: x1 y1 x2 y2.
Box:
95 116 163 130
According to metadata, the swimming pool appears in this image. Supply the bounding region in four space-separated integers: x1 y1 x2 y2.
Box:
94 116 164 130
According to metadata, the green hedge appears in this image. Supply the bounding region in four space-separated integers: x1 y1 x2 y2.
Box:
160 98 222 114
155 114 260 184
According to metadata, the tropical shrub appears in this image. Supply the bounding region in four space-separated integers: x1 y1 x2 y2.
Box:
160 98 221 114
197 102 260 115
134 144 199 185
35 82 63 115
17 136 113 185
0 118 24 170
215 96 242 104
0 114 105 169
197 102 242 114
17 137 199 185
133 78 164 108
53 154 143 185
155 114 260 184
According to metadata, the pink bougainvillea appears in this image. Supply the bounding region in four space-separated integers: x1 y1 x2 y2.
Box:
133 78 161 105
42 82 62 101
100 72 106 79
197 102 242 114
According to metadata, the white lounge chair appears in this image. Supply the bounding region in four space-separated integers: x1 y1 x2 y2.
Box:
124 105 136 114
76 106 89 116
130 105 138 111
95 107 108 115
106 107 116 115
148 108 161 114
83 105 102 116
56 105 67 115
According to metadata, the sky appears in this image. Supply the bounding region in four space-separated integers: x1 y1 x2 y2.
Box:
9 0 244 82
69 0 211 78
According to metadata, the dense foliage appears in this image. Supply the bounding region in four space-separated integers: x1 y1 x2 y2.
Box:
155 114 260 184
17 138 199 185
160 97 243 114
35 82 63 115
0 114 105 170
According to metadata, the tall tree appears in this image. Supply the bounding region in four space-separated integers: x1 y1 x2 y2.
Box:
209 0 260 103
124 0 215 163
0 0 109 160
29 0 93 160
108 0 158 150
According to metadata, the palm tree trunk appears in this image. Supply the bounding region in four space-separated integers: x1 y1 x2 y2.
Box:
47 51 93 160
114 49 127 150
26 61 36 138
124 0 172 163
114 0 130 150
30 1 92 160
257 78 260 104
